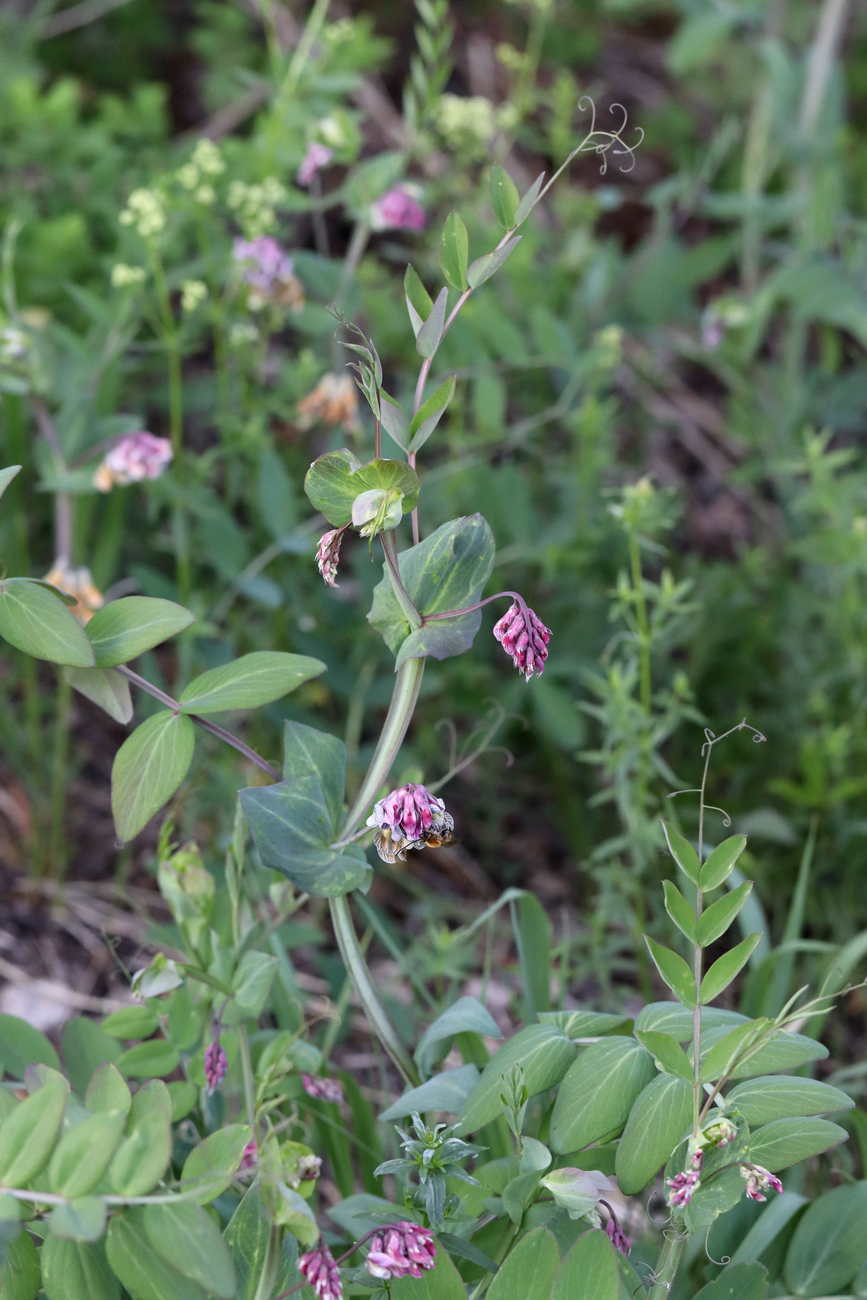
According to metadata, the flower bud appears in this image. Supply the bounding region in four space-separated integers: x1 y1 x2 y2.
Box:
351 487 403 538
492 600 551 680
540 1167 617 1220
204 1039 228 1094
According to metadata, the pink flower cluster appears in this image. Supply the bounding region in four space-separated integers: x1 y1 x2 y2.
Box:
605 1216 631 1257
366 1221 437 1281
492 601 551 680
204 1040 227 1094
366 782 454 861
302 1073 344 1104
666 1170 700 1208
370 186 426 232
239 1139 258 1170
315 525 348 588
233 236 295 294
297 142 333 187
94 432 172 491
742 1164 783 1203
299 1242 343 1300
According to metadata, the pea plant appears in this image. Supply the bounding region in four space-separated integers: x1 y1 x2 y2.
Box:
0 105 863 1300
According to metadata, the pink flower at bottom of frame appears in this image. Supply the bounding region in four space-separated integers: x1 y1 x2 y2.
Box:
298 1242 343 1300
492 600 551 680
365 1221 437 1281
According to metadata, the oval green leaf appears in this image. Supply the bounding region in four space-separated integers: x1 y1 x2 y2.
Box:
615 1073 693 1194
490 166 520 229
179 651 325 714
48 1111 126 1196
726 1075 854 1125
441 212 469 290
550 1037 656 1151
457 1024 577 1135
487 1227 559 1300
180 1123 252 1204
0 1067 69 1186
784 1180 867 1296
142 1203 236 1299
106 1210 210 1300
0 578 94 666
111 710 196 842
698 881 753 946
645 936 696 1005
746 1116 848 1171
41 1237 120 1300
700 934 761 1003
84 597 194 667
700 835 747 890
552 1229 619 1300
64 667 133 724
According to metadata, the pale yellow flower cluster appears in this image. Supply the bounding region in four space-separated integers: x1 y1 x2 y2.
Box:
111 263 146 288
438 95 497 156
181 279 207 313
227 178 287 238
119 188 166 239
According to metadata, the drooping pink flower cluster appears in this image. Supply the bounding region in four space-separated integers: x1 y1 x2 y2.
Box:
299 1242 343 1300
366 783 454 862
742 1164 783 1203
297 142 333 187
366 1222 437 1281
94 432 172 491
605 1216 632 1257
492 601 551 680
302 1073 344 1104
315 525 348 588
239 1140 258 1171
666 1170 700 1208
370 186 426 232
204 1039 227 1094
233 236 294 291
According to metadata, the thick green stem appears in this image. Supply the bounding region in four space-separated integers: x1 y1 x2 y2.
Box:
649 1228 688 1299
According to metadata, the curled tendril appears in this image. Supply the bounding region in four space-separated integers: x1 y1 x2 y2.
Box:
701 718 766 757
704 1230 732 1267
576 94 645 175
429 701 515 793
666 790 732 827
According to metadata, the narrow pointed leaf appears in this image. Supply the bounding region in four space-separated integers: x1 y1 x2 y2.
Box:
489 166 520 229
663 880 697 941
0 465 22 501
441 212 469 290
514 171 546 226
645 936 696 1005
662 823 700 884
701 835 748 890
178 651 325 714
467 235 521 290
416 286 448 359
700 934 761 1003
408 375 456 453
635 1030 693 1081
698 881 753 946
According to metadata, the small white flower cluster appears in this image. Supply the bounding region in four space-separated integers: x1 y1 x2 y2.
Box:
438 94 497 156
111 263 146 288
321 17 355 45
176 140 225 206
227 178 287 238
228 321 258 347
1 325 28 362
119 187 167 239
181 279 207 313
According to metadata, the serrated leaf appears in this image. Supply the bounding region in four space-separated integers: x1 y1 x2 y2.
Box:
142 1203 236 1299
550 1037 656 1151
441 212 469 290
107 1210 210 1300
727 1075 854 1125
662 823 701 883
615 1074 693 1193
489 166 520 229
181 1124 252 1204
368 514 495 666
416 286 448 359
178 651 324 714
747 1116 848 1171
0 1067 69 1186
701 934 761 1003
64 667 133 724
407 375 456 454
635 1031 693 1081
0 577 94 666
0 465 22 501
41 1238 120 1300
701 835 747 890
467 235 521 290
645 936 696 1005
457 1024 577 1134
84 598 194 667
698 881 753 945
111 711 195 842
663 880 697 941
784 1180 867 1296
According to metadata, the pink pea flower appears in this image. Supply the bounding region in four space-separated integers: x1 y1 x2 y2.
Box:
492 600 551 680
297 142 333 187
299 1242 343 1300
366 782 454 863
94 431 172 491
604 1216 632 1257
302 1073 344 1104
240 1140 258 1170
370 186 426 232
666 1170 700 1208
233 236 304 309
366 1222 436 1281
315 525 348 588
204 1040 227 1094
742 1164 783 1203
